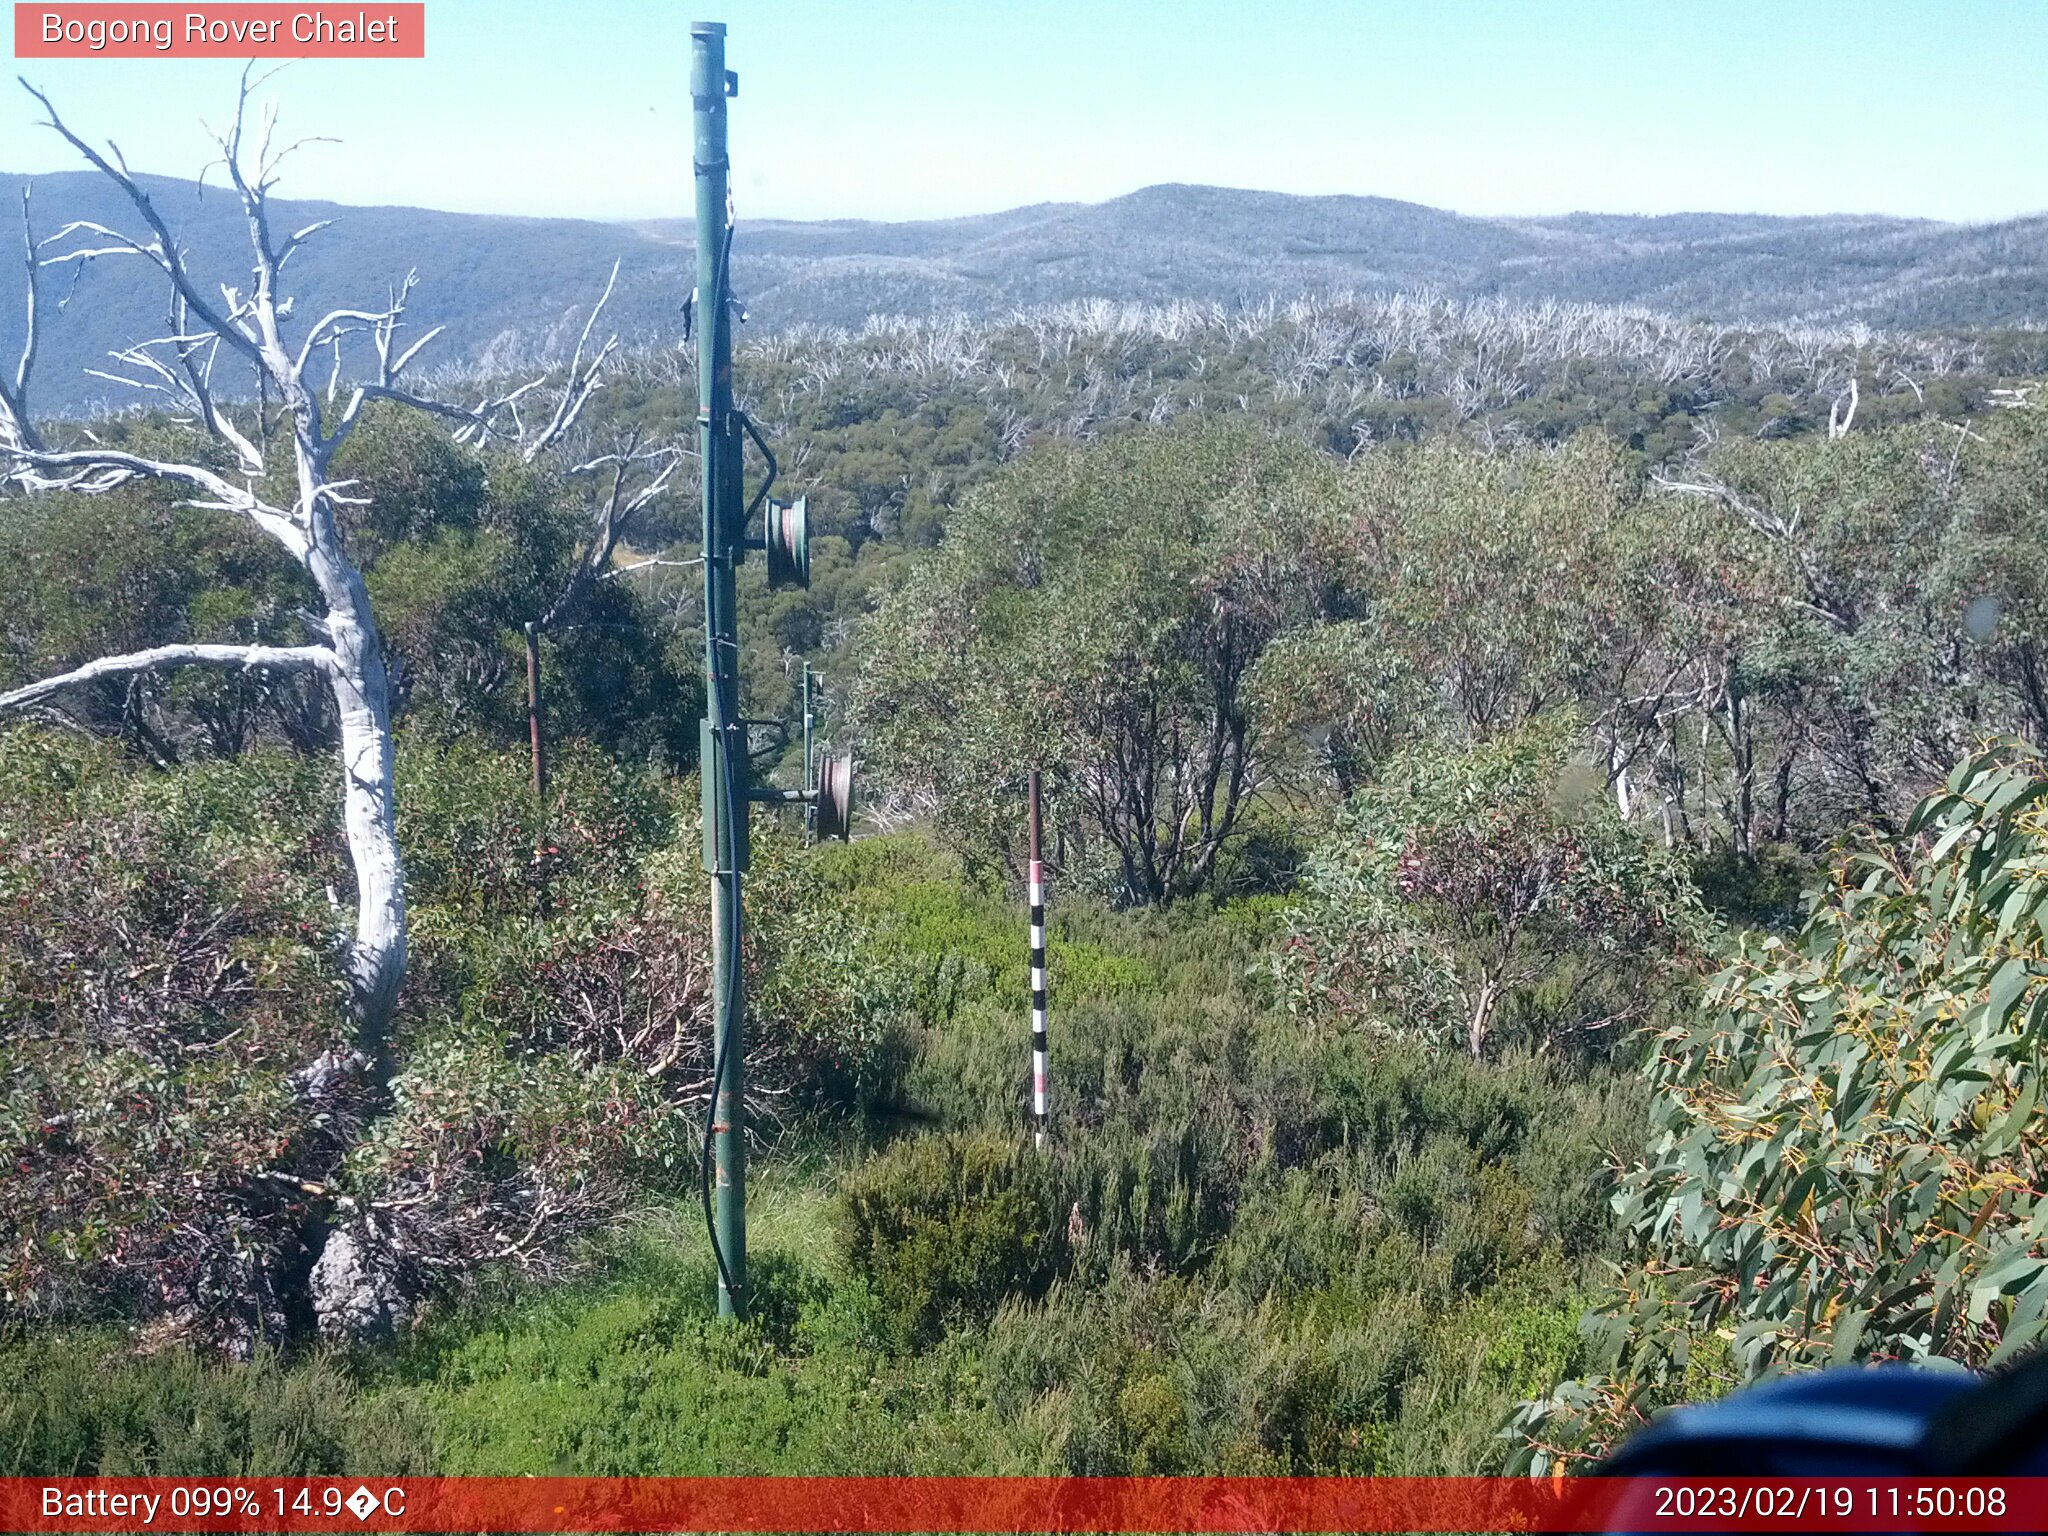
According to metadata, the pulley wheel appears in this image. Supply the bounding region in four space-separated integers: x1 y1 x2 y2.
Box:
766 495 810 590
814 750 854 841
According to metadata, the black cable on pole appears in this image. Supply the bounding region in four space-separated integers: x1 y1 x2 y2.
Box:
699 215 744 1317
700 719 744 1313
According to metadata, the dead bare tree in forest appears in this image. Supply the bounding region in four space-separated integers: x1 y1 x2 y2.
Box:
0 76 455 1074
0 78 643 1334
0 72 696 1341
1829 376 1860 438
472 260 691 794
0 74 659 1040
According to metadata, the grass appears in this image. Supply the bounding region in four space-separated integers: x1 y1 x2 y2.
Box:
1 833 1645 1478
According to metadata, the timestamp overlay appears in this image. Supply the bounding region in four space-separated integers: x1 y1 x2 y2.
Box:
1 1476 2045 1532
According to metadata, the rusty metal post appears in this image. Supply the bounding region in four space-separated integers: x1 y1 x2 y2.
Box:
523 620 546 800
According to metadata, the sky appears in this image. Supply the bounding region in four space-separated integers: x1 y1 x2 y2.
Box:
1 0 2044 226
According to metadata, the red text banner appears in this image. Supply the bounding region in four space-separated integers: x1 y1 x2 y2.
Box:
1 1476 2046 1532
14 5 425 58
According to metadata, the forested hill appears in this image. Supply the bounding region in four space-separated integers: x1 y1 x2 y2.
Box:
684 187 2048 334
7 170 2048 412
0 170 693 416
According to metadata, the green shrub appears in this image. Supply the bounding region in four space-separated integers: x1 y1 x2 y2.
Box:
0 724 899 1344
1512 741 2048 1471
818 833 1159 1028
396 734 675 924
1204 806 1308 900
983 1266 1426 1474
1690 841 1816 933
1481 1300 1587 1400
0 1331 433 1476
1272 720 1708 1059
0 731 348 1345
1213 1165 1386 1301
837 1134 1060 1348
377 1180 1030 1475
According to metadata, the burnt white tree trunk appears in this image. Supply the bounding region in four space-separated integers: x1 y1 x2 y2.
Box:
0 77 644 1339
0 76 558 1067
313 543 407 1063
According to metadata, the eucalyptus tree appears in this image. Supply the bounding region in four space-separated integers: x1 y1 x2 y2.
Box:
1342 436 1656 742
1271 720 1706 1060
1654 409 2048 843
1509 741 2048 1472
851 420 1352 904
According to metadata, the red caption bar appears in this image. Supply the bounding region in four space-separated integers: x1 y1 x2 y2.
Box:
14 4 424 57
0 1477 2045 1533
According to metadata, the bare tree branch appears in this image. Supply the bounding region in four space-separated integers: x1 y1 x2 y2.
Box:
0 186 43 454
0 642 334 713
1654 470 1858 633
539 434 685 630
19 76 265 365
522 259 622 462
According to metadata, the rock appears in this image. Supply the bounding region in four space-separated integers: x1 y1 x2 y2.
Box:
309 1224 406 1342
289 1048 365 1103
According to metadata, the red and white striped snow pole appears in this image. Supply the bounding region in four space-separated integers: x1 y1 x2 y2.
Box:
1028 768 1049 1148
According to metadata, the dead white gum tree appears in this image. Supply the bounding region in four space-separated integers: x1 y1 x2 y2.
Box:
0 73 617 1080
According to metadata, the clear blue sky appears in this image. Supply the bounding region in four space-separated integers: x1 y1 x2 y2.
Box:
3 0 2042 224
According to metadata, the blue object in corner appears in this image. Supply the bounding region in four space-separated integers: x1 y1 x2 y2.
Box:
1601 1365 1981 1477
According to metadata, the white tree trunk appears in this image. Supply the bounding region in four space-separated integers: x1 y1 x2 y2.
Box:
0 75 643 1339
324 583 407 1063
1607 733 1634 821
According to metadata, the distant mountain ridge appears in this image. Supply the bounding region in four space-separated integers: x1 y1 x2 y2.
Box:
4 173 2045 414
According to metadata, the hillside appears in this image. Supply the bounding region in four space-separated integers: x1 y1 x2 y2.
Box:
703 189 2048 332
0 171 692 417
5 172 2047 413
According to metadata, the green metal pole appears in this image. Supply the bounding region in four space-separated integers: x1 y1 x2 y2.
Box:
692 18 746 1320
